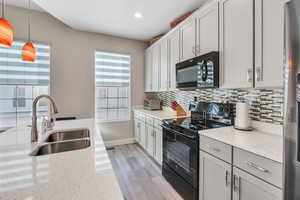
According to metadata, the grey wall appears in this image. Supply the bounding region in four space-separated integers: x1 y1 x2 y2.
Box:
7 6 146 141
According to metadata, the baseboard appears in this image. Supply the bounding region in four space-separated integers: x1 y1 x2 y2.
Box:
104 138 136 148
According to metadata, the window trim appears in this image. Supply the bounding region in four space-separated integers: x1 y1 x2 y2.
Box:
94 50 131 123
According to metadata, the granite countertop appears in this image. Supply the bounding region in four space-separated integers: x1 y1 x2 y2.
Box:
134 107 189 120
0 119 124 200
199 124 283 163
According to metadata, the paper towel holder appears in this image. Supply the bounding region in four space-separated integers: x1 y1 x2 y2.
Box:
234 102 254 131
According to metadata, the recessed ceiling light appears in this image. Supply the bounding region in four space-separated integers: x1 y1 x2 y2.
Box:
134 12 143 19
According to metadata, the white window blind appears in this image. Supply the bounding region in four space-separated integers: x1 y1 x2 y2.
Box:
95 51 130 121
0 41 50 130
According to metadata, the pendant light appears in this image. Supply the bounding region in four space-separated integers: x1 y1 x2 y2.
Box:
0 0 13 47
22 0 35 62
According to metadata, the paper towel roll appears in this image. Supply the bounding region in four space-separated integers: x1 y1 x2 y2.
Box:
235 102 251 129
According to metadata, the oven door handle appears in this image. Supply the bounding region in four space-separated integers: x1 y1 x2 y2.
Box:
161 125 197 139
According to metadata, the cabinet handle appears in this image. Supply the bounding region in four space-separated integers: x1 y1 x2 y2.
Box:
247 68 253 83
195 45 200 55
246 161 269 173
233 175 240 193
192 46 196 56
209 145 221 153
153 131 156 156
256 67 261 82
139 128 141 141
225 171 231 186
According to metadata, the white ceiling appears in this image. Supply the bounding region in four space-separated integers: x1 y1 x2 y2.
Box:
31 0 208 41
6 0 44 12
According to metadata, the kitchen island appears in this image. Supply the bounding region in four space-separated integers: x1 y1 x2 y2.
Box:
0 119 124 200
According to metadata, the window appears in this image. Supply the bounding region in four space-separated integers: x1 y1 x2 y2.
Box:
95 51 130 121
0 41 50 130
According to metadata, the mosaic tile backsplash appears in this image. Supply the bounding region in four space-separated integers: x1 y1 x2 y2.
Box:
151 89 284 125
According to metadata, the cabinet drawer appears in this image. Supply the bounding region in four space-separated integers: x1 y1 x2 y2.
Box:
145 115 154 126
135 112 145 122
199 135 232 163
233 148 282 188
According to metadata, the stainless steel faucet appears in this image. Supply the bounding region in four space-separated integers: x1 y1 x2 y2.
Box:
31 95 58 143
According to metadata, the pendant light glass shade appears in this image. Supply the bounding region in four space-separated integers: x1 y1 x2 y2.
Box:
22 0 35 62
0 0 13 47
22 42 35 62
0 19 13 47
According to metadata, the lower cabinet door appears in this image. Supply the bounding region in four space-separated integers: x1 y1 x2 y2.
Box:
232 167 282 200
134 120 140 143
140 123 147 149
154 128 163 165
199 151 232 200
146 125 154 156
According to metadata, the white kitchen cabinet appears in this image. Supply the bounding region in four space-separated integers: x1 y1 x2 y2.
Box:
199 151 232 200
220 0 254 89
254 0 285 88
152 44 161 91
153 128 163 165
232 167 282 200
168 29 180 91
140 122 147 149
134 120 141 143
180 18 197 61
145 48 153 92
160 39 169 91
196 0 219 56
134 114 163 166
146 125 154 155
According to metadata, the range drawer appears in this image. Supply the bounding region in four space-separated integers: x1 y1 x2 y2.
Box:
199 135 232 163
233 147 282 188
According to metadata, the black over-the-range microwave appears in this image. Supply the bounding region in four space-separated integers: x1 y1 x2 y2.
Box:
176 51 219 90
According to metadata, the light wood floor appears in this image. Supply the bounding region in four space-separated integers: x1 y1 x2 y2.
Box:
107 144 183 200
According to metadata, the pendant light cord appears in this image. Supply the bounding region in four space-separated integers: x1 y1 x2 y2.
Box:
27 0 31 42
2 0 5 19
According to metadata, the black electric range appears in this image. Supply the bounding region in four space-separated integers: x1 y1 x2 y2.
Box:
161 101 234 200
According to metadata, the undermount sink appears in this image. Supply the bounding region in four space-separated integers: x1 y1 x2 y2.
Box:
44 129 90 142
30 128 91 156
30 139 91 156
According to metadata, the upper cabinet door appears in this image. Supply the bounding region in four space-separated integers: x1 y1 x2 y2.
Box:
197 1 219 56
145 48 153 92
160 39 169 91
220 0 254 89
254 0 285 88
168 29 180 91
152 44 161 91
180 18 197 61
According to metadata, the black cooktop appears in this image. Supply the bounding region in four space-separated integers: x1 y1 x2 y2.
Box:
163 117 231 132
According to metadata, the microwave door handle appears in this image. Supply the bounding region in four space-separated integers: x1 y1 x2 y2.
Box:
203 61 208 81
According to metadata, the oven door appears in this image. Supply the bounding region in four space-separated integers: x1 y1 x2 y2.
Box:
162 125 199 188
